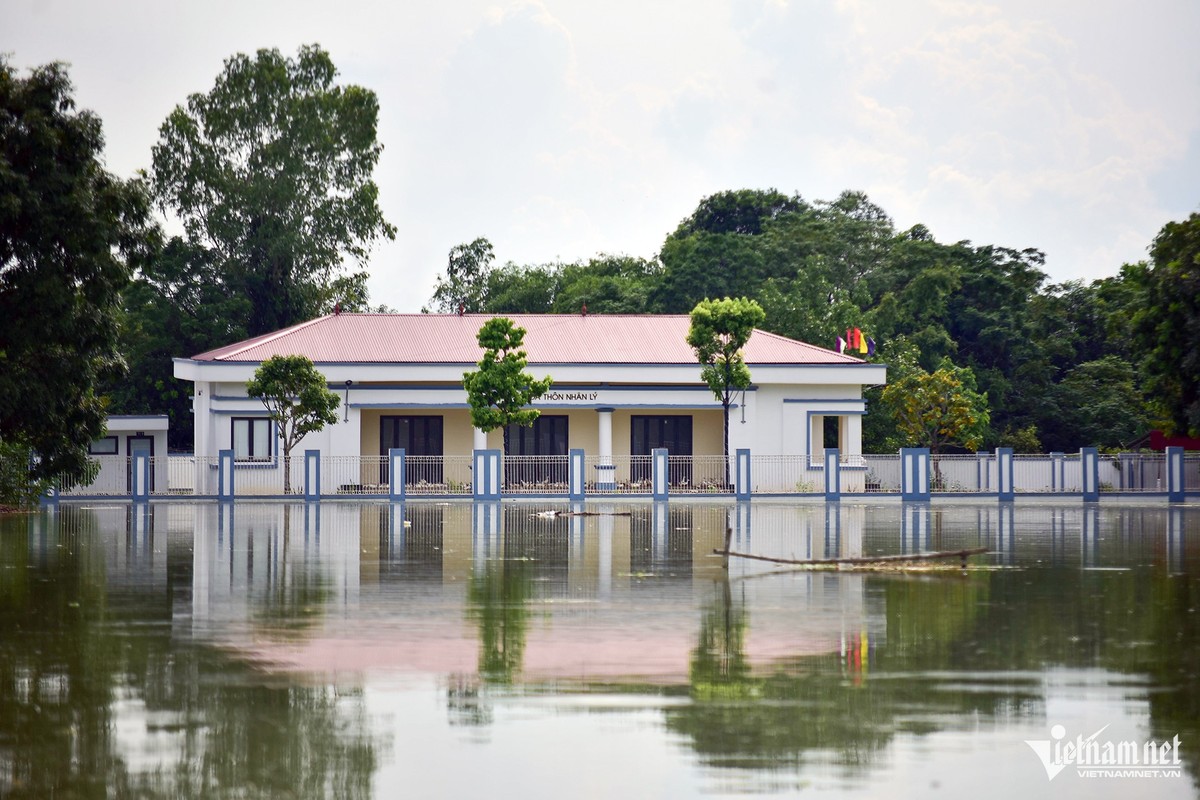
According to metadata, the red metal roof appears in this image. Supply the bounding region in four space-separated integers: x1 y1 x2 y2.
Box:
190 314 864 366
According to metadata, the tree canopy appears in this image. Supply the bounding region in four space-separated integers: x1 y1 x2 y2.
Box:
687 297 766 482
462 318 553 456
151 43 395 336
0 58 156 483
246 355 340 493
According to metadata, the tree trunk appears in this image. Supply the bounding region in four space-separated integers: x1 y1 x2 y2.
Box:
722 397 731 490
283 450 292 494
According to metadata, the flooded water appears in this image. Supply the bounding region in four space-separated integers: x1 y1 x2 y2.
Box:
1 500 1197 799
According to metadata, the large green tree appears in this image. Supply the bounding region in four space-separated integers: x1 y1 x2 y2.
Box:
246 355 340 494
1133 213 1200 435
152 44 395 336
462 318 553 458
0 59 156 484
687 297 766 485
426 237 495 313
880 361 990 456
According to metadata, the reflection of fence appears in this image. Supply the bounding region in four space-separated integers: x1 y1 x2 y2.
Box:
41 449 1200 501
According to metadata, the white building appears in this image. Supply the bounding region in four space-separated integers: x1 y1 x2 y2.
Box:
172 313 886 493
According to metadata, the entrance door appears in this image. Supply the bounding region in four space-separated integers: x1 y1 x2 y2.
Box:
505 415 568 484
127 435 154 493
381 416 444 483
630 415 693 483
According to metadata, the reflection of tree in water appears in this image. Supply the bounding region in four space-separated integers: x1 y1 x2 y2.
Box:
250 508 331 642
466 557 533 685
0 509 377 799
670 574 1012 776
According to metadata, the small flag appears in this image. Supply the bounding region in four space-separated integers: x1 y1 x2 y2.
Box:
856 328 867 354
836 336 846 354
867 337 876 357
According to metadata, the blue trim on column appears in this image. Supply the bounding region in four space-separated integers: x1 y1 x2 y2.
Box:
652 448 669 501
1166 446 1185 502
304 450 321 501
569 448 586 501
474 449 502 500
735 448 751 500
218 450 235 499
389 448 407 502
996 447 1014 501
1081 447 1100 501
132 453 150 502
900 448 930 501
1050 452 1064 492
824 448 841 501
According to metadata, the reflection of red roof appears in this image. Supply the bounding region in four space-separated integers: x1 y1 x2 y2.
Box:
190 314 864 366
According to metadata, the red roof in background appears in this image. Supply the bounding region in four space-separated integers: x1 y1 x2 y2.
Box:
190 313 865 366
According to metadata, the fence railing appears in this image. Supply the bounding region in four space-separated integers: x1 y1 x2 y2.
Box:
44 449 1200 501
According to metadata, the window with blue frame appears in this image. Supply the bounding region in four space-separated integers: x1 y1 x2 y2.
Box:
232 417 272 461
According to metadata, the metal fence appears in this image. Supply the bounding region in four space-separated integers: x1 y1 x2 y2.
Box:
43 450 1200 500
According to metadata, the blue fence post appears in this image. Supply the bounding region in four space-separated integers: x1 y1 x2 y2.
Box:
474 449 502 500
218 449 235 500
389 448 407 502
996 447 1015 501
824 448 841 501
652 448 669 501
1166 446 1185 502
569 448 586 501
1051 452 1064 492
1081 447 1100 501
900 448 930 501
304 450 320 501
132 452 151 502
735 448 751 500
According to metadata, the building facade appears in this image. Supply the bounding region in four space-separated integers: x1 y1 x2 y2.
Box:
172 313 886 493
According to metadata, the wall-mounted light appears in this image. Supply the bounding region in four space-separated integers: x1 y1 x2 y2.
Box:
344 380 352 422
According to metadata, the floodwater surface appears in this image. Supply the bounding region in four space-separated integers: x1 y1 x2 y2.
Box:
1 500 1197 799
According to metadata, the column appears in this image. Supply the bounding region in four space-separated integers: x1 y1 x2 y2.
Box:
474 449 502 500
473 426 488 451
809 414 824 465
1166 446 1185 503
304 449 321 501
735 448 752 500
596 408 615 490
389 448 407 502
652 447 669 500
900 447 930 501
996 447 1014 501
569 448 586 501
1081 447 1100 501
824 447 841 501
840 414 863 461
218 449 235 500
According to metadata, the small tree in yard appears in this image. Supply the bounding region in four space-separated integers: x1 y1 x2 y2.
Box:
247 355 340 494
687 297 766 488
881 360 990 488
462 318 553 461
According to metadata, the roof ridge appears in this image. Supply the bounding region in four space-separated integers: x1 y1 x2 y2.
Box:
214 314 333 361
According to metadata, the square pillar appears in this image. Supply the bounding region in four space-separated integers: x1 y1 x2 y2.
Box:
304 450 321 501
569 448 586 501
900 447 930 501
652 447 669 500
1051 452 1064 492
474 449 502 500
389 448 407 502
132 452 151 502
1081 447 1100 501
1167 446 1185 502
996 447 1014 501
824 448 841 501
735 448 752 500
218 449 235 500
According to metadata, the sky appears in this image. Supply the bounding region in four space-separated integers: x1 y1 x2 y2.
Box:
6 0 1200 313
